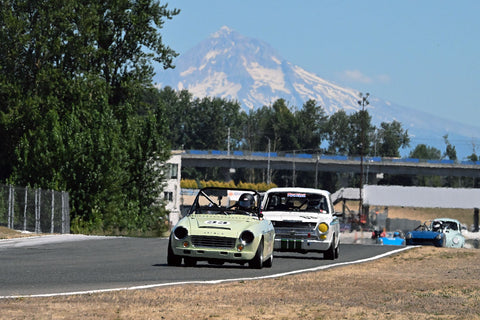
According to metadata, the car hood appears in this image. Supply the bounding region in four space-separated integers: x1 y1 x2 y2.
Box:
408 230 441 239
181 214 261 236
379 237 405 245
262 211 326 223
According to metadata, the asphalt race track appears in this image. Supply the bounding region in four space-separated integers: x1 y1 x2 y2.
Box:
0 235 407 298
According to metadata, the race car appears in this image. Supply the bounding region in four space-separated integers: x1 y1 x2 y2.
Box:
405 218 465 248
167 187 275 268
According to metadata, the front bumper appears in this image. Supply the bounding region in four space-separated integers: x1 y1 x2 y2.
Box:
274 238 331 252
406 238 443 247
171 244 257 262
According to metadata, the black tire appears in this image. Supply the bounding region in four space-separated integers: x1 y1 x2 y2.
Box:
167 237 182 266
249 240 264 269
324 235 336 260
334 242 339 259
184 257 197 267
263 254 273 268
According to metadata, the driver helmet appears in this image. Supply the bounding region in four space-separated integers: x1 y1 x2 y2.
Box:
432 221 443 230
238 193 254 209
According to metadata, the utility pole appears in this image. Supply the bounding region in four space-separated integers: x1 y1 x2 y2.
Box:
267 137 271 185
358 92 370 218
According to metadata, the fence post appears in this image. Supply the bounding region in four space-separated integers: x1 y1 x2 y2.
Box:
35 188 41 233
24 186 28 232
61 191 69 234
7 185 11 229
474 208 479 232
8 185 15 229
51 190 55 233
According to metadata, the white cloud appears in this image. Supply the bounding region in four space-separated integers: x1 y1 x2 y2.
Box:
340 69 373 84
376 74 391 84
338 70 391 85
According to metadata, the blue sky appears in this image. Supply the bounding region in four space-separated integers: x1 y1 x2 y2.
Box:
159 0 479 131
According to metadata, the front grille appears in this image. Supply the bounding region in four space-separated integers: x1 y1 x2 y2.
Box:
273 221 316 229
273 221 316 239
191 236 236 248
409 238 439 245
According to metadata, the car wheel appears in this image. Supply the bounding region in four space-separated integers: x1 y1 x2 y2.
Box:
184 257 197 267
324 235 336 260
167 237 182 266
263 254 273 268
334 242 339 259
249 240 264 269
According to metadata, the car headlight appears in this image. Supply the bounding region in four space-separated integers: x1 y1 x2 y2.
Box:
405 233 412 239
240 230 255 244
318 223 329 233
173 226 188 240
435 234 443 240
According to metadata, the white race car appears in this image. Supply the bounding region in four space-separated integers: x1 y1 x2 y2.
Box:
261 187 341 259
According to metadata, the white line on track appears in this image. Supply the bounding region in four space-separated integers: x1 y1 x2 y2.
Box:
0 246 413 299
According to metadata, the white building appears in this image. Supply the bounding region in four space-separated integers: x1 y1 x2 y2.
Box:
162 151 182 228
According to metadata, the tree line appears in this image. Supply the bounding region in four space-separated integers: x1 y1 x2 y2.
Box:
159 87 411 158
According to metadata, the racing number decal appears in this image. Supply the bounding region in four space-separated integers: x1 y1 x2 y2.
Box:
205 220 230 225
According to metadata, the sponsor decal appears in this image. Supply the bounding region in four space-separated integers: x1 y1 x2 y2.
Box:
287 193 306 198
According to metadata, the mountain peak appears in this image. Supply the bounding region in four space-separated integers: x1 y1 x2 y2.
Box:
213 25 234 38
157 26 357 112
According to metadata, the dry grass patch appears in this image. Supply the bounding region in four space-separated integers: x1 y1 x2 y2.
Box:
0 226 38 239
1 246 479 320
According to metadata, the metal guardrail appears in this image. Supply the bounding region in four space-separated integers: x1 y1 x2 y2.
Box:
0 184 70 234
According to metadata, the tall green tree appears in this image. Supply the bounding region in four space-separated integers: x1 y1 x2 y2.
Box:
158 87 194 149
325 110 350 155
348 109 374 157
269 99 299 151
295 99 327 151
409 144 442 160
376 121 410 157
0 0 179 233
249 105 275 151
443 134 457 161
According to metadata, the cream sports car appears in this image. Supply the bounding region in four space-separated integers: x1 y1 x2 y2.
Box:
167 187 275 268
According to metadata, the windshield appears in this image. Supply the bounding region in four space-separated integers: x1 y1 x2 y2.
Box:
262 192 330 213
431 220 459 231
189 188 260 216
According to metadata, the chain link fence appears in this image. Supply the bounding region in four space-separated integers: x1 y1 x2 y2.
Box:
0 184 70 234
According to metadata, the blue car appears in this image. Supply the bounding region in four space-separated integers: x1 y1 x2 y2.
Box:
405 218 465 248
376 231 405 246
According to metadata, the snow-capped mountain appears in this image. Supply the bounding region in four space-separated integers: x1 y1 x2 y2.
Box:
155 26 479 158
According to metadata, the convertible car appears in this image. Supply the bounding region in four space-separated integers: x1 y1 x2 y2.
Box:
167 187 275 268
405 218 465 248
375 231 406 246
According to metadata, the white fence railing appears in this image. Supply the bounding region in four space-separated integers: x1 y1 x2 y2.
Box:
1 184 70 234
